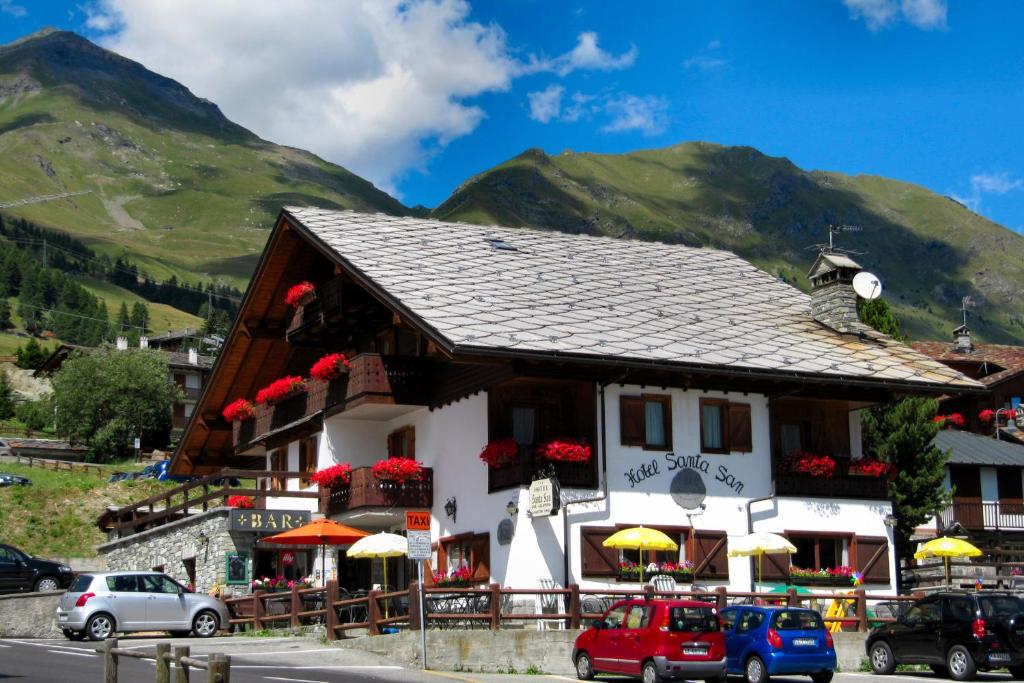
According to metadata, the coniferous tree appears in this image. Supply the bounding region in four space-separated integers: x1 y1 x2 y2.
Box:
0 299 11 329
116 301 131 332
130 302 149 332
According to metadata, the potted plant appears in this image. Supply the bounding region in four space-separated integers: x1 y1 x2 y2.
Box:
222 398 255 422
432 566 473 587
226 495 254 509
656 560 695 581
933 413 966 429
782 451 837 478
255 375 306 405
790 565 853 586
284 281 316 308
371 457 423 484
536 438 592 463
848 458 890 477
310 463 352 488
479 438 519 469
618 561 642 580
310 352 351 381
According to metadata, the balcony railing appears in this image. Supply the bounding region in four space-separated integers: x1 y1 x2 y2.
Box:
774 472 889 500
232 354 430 450
324 466 433 516
938 501 1024 531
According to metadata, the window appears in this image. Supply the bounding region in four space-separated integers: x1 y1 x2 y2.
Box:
0 546 19 564
773 610 823 630
789 534 850 571
388 426 415 458
737 611 764 633
603 605 628 629
668 605 719 632
620 394 672 449
625 605 653 629
185 374 201 389
269 449 287 491
699 399 752 454
720 608 738 631
140 575 181 594
184 403 194 418
436 532 490 584
107 575 139 592
620 527 687 566
945 596 974 623
904 599 940 625
779 420 809 456
299 437 317 489
581 526 729 579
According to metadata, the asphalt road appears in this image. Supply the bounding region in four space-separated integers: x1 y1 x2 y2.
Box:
0 637 1019 683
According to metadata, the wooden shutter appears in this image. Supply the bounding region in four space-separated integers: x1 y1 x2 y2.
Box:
760 548 790 580
620 396 646 446
470 533 490 582
693 530 729 579
856 536 890 583
581 526 620 577
728 403 752 453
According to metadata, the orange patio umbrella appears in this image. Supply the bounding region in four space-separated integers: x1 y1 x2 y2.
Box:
260 518 370 586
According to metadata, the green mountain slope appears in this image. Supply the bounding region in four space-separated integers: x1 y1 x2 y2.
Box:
434 143 1024 343
0 29 406 291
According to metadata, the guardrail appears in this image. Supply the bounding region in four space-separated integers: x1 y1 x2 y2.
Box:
97 639 230 683
222 580 916 639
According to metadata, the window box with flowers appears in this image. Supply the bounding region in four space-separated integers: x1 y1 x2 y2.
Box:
619 560 694 582
250 575 293 593
310 353 351 382
227 495 254 509
789 566 855 586
284 281 316 308
371 457 423 484
311 463 352 488
479 438 519 469
847 458 891 478
255 376 306 405
536 439 592 463
933 413 966 429
222 398 254 422
432 566 473 588
782 451 837 478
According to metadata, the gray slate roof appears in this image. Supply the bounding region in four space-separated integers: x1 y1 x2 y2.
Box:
935 429 1024 467
285 208 980 391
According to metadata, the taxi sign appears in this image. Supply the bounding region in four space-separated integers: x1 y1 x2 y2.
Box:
406 510 430 531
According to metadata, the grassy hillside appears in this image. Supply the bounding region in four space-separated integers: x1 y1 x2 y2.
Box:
0 29 406 291
435 144 1024 343
78 277 202 334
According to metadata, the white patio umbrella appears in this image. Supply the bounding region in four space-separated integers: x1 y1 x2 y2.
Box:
728 532 798 592
346 532 408 618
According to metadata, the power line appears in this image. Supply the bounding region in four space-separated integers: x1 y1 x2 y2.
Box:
16 301 149 331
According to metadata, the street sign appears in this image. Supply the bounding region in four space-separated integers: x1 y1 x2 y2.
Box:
407 530 432 560
406 510 430 531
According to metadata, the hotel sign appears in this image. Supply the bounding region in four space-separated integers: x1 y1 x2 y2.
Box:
228 509 311 533
528 478 560 517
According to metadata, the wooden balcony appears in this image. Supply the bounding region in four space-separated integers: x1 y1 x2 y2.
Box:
232 354 430 450
774 472 889 500
938 501 1024 531
324 466 433 516
286 277 345 342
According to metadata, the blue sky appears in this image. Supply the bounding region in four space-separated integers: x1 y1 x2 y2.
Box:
2 1 1023 231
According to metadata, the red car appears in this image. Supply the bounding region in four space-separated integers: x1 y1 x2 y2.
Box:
573 598 727 683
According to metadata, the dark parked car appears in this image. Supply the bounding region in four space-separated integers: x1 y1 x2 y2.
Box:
0 543 75 593
572 598 726 682
0 473 31 487
866 591 1024 681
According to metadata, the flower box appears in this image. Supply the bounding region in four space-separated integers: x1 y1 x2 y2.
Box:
372 457 423 483
255 376 306 405
222 398 254 422
479 438 520 469
310 353 351 381
536 438 592 463
311 463 352 488
285 281 316 308
782 451 837 478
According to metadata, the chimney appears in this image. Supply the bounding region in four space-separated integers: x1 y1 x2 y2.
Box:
139 336 149 349
188 348 198 365
116 336 128 351
807 252 863 333
953 324 973 353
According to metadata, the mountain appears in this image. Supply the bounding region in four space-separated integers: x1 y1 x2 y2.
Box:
0 29 405 291
433 144 1024 343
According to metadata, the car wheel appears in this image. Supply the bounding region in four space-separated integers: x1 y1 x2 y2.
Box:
946 644 977 681
191 610 219 638
574 652 594 680
745 655 768 683
930 664 949 677
642 660 662 683
811 672 834 683
869 641 896 675
34 576 60 592
1008 664 1024 680
85 613 115 641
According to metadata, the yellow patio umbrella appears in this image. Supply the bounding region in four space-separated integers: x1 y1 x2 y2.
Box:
346 533 408 618
728 532 798 592
602 526 679 586
914 537 982 586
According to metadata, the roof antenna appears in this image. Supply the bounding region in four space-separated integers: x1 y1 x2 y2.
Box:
806 224 864 255
961 296 975 328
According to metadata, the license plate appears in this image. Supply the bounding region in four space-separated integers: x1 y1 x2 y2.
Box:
989 653 1011 662
683 648 708 656
794 638 817 647
57 614 67 622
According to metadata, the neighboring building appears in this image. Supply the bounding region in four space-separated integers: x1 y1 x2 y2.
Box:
100 208 980 595
0 438 89 461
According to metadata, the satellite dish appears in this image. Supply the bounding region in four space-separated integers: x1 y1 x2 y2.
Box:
853 271 882 300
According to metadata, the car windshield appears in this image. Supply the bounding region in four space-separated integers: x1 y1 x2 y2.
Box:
668 606 719 632
979 596 1024 618
773 610 824 630
69 574 92 592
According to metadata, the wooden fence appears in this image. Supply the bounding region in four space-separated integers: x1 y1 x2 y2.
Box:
97 639 230 683
223 580 917 640
7 453 107 474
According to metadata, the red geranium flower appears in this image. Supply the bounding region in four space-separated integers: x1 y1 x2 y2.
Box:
979 409 996 423
227 495 254 509
371 457 423 483
946 413 966 428
479 438 519 468
536 439 592 463
222 398 254 422
784 451 837 478
310 353 351 381
933 415 947 424
310 463 352 488
284 281 315 308
848 458 890 477
255 376 306 404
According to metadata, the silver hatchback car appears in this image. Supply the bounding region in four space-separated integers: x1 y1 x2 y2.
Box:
56 571 230 641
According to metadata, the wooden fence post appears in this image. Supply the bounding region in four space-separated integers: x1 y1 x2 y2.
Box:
325 581 339 641
290 585 301 628
102 637 118 683
408 581 422 631
568 584 581 630
155 642 170 683
173 645 190 683
252 590 264 631
854 588 868 632
785 587 798 607
489 583 501 630
367 589 381 635
208 654 230 683
715 586 728 613
643 584 655 601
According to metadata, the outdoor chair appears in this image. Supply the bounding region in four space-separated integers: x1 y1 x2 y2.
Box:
649 574 677 593
536 578 565 631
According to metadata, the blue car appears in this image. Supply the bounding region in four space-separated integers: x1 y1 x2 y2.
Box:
721 605 836 683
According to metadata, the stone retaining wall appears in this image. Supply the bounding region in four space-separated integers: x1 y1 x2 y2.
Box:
0 591 63 638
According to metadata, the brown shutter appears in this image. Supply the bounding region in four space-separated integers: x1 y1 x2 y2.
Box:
693 531 729 579
581 527 620 577
856 536 890 583
470 533 490 582
620 397 646 446
728 403 752 453
760 549 790 580
436 539 448 578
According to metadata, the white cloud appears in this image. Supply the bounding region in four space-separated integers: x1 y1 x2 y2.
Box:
952 172 1024 213
602 94 668 136
0 0 27 18
683 40 726 71
522 31 637 77
841 0 947 31
527 84 564 123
